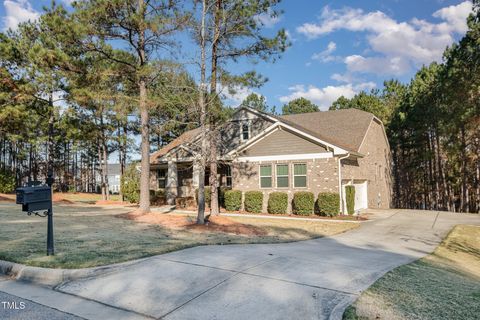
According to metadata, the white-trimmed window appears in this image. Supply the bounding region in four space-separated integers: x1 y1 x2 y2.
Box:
260 164 272 188
293 163 307 188
241 122 250 140
276 164 289 188
158 169 166 189
225 166 232 187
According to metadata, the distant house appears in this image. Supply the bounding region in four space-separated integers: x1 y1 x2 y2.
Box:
149 107 392 213
95 163 122 194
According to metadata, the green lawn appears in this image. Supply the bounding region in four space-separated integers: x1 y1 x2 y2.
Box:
0 203 356 269
343 224 480 320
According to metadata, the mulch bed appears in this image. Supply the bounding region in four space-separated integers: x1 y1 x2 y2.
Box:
95 200 130 205
118 211 267 236
0 194 15 202
178 205 367 221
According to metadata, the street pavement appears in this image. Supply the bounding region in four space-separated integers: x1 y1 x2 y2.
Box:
1 210 479 320
0 289 83 320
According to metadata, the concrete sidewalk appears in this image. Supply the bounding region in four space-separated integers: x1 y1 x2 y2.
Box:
54 210 478 320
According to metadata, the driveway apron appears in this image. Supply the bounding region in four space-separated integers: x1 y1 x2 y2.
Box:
56 210 480 320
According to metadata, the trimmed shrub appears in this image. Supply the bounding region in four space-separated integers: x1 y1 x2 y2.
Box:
218 186 231 208
345 185 355 215
292 191 314 215
268 192 288 214
176 197 195 208
224 190 242 211
120 164 140 203
316 192 340 217
244 191 263 213
195 186 211 206
150 189 166 205
0 169 15 193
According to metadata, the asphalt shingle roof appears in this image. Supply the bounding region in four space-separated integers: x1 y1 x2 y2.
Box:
149 127 202 164
280 108 374 152
150 108 376 162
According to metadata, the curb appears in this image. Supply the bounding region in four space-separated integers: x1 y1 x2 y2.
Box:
0 257 150 287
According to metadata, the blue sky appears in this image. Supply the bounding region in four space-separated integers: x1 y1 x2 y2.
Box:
1 0 473 112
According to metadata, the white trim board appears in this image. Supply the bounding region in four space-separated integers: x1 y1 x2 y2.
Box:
235 152 334 162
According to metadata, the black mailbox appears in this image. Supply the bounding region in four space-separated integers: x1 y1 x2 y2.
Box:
16 185 52 212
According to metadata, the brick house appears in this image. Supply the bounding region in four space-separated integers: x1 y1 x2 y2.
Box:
149 107 392 213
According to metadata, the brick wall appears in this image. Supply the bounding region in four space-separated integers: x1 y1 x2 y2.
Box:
232 157 339 213
342 119 392 209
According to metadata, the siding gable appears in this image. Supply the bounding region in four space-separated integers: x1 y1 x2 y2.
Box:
220 109 274 155
242 128 328 157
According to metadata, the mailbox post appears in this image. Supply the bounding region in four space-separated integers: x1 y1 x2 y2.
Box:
16 172 54 256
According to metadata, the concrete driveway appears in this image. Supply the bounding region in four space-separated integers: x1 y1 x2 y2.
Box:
52 210 479 320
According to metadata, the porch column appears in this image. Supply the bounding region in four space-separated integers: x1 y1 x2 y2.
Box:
166 160 178 205
192 159 201 188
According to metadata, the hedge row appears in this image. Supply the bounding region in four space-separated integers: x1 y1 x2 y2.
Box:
267 192 288 214
316 192 340 217
244 191 263 213
195 189 344 216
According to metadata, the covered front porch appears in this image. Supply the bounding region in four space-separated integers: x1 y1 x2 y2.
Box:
150 161 232 205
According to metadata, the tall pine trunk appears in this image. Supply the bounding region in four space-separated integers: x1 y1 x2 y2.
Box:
137 0 150 213
208 0 222 216
138 78 150 212
196 0 209 224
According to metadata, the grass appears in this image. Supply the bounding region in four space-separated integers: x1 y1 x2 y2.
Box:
0 192 120 204
55 192 120 203
0 203 357 269
343 224 480 320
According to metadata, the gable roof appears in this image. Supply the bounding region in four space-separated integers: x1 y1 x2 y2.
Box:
150 127 202 163
279 109 375 153
150 108 379 163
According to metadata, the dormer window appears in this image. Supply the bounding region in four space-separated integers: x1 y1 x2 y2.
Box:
241 122 250 140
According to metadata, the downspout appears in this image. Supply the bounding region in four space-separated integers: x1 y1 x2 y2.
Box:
337 153 350 215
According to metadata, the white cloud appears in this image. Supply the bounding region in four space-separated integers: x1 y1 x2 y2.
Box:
296 1 473 75
330 73 361 83
344 55 411 76
2 0 39 31
311 41 339 63
433 1 472 34
217 84 258 106
255 9 282 28
279 82 376 110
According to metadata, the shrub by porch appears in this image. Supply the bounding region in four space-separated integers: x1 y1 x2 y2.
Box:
292 191 315 215
244 191 263 213
316 192 340 217
268 192 288 214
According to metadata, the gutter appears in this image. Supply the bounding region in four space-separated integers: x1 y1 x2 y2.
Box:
337 153 350 214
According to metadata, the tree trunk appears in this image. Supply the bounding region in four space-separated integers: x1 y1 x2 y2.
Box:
102 135 109 201
209 131 219 215
196 0 209 225
476 159 480 213
47 92 55 188
98 142 106 199
138 78 150 212
207 0 222 216
460 126 468 212
137 0 150 213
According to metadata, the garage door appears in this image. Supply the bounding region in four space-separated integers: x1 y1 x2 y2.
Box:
353 181 368 210
342 180 368 212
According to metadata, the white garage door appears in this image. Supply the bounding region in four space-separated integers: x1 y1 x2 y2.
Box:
342 180 368 213
353 181 368 210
